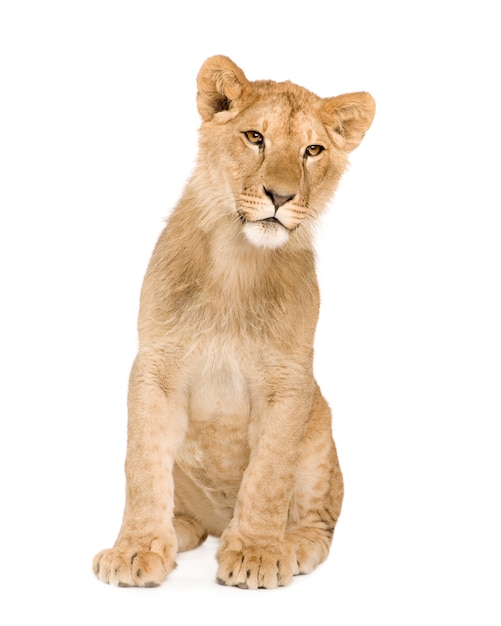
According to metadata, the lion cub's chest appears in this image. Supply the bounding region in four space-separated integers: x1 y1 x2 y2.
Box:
176 348 251 491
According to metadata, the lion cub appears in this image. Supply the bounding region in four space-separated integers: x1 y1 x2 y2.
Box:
93 55 375 589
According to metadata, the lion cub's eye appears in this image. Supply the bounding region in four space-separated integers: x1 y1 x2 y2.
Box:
305 144 324 157
244 130 264 146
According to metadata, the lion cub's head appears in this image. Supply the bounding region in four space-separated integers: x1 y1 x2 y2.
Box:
195 56 375 250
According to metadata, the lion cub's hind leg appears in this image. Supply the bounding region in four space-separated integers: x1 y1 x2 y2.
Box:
173 514 208 553
286 386 344 576
172 464 228 552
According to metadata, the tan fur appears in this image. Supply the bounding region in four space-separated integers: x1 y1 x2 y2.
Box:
93 56 375 589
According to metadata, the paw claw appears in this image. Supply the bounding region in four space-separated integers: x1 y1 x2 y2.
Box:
93 543 175 587
217 542 295 589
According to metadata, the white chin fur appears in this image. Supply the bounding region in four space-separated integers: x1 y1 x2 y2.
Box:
243 221 290 249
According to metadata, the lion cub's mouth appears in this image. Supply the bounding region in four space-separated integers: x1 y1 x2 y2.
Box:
238 212 289 230
262 216 283 226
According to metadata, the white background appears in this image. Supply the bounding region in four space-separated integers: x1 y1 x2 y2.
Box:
1 1 499 624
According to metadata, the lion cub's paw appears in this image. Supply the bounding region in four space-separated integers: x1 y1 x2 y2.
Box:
285 528 332 575
216 542 296 589
93 539 176 587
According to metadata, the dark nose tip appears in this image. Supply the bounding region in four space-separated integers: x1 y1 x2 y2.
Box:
264 187 295 210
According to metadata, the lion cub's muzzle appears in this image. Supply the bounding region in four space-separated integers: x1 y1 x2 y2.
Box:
237 186 306 249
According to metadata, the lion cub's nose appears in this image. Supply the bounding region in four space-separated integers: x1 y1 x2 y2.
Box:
264 187 295 210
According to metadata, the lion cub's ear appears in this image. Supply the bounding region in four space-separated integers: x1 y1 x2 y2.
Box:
197 55 249 121
322 92 376 152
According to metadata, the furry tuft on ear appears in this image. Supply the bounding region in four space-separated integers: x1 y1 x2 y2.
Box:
322 92 376 152
196 56 249 121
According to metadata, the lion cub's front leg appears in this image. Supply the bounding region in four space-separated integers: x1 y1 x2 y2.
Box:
93 351 187 587
216 387 314 590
